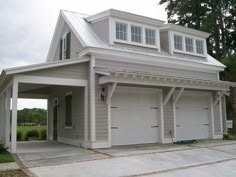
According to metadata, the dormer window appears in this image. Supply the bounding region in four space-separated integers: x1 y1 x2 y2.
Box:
174 34 183 50
60 32 71 60
145 28 156 45
185 37 193 52
196 39 204 54
116 22 127 41
131 25 142 43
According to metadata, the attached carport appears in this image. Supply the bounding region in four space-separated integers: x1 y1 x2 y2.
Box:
0 58 89 153
97 69 235 145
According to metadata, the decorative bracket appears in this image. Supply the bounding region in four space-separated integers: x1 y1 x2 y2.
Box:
163 87 176 106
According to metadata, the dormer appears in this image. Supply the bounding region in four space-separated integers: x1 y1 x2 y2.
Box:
160 24 210 58
86 9 164 52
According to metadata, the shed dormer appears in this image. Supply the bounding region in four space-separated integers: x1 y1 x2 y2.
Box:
86 9 164 52
160 24 210 58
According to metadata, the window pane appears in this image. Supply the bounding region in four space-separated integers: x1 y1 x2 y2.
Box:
65 94 72 127
185 37 193 52
116 22 127 41
174 35 183 50
196 40 204 54
131 25 142 43
145 28 156 45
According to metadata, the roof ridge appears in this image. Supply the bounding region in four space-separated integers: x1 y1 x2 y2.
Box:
61 9 89 17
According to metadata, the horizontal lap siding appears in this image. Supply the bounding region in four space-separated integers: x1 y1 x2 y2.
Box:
214 103 221 135
92 19 109 43
163 89 174 138
114 43 159 54
49 86 84 145
24 62 88 80
96 59 217 80
54 22 84 61
95 74 108 140
160 31 169 53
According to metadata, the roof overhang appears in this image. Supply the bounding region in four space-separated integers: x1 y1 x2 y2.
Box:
80 47 225 72
86 9 165 26
159 24 211 38
97 69 235 91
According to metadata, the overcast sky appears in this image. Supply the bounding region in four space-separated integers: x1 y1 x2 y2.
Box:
0 0 167 109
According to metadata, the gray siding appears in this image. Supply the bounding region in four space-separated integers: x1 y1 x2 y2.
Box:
114 42 159 54
163 90 174 138
54 23 84 61
48 86 85 146
95 74 108 140
96 59 217 80
160 31 169 53
24 62 88 80
214 103 222 135
91 19 110 43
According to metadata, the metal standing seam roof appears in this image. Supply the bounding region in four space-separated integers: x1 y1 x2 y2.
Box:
61 10 225 69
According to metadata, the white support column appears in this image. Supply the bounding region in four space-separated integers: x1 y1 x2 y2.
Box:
1 93 6 145
209 93 215 139
84 86 88 146
163 87 175 106
90 56 96 142
11 80 18 153
159 90 164 143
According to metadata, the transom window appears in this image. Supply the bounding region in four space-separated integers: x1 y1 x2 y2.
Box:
65 93 72 127
185 37 193 52
131 25 142 43
196 40 204 54
116 22 127 41
174 34 183 50
145 28 156 45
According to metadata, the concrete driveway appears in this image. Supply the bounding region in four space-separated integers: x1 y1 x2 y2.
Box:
25 141 236 177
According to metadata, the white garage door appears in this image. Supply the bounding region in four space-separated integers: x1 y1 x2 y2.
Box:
176 93 210 141
111 87 160 146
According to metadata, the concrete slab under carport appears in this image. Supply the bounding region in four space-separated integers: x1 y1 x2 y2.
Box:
17 141 108 168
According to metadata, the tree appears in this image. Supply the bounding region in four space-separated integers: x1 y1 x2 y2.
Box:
222 56 236 133
158 0 232 60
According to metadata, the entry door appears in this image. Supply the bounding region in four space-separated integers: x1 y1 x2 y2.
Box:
53 105 58 141
111 87 160 146
176 94 209 141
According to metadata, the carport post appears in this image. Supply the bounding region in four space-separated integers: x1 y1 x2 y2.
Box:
5 88 11 147
11 80 18 153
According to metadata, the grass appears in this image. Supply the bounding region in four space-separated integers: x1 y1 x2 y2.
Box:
17 125 47 141
0 145 15 163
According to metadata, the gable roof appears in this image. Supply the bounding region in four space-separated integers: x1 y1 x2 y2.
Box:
46 9 225 71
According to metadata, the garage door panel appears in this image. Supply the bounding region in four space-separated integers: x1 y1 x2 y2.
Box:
176 94 209 141
111 87 160 146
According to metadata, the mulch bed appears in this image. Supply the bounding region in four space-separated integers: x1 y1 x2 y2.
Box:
0 170 28 177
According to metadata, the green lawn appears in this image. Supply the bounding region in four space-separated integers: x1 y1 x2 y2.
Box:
17 125 47 141
0 146 15 163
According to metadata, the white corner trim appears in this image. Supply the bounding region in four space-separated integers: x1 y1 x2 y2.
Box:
14 75 88 87
90 56 96 142
84 86 88 144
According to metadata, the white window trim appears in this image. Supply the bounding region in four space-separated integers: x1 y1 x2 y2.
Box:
131 25 142 43
64 91 73 129
62 32 69 60
145 27 157 46
171 31 207 57
111 17 160 50
115 22 128 42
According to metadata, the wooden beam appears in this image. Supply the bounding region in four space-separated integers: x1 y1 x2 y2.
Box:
213 91 225 105
173 88 184 104
106 82 117 104
163 87 175 106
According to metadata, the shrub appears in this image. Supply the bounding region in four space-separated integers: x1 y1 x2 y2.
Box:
25 129 39 140
223 133 236 140
0 144 6 153
40 129 47 140
17 130 22 141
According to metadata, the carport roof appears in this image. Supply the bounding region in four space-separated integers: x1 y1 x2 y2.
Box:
0 57 89 93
